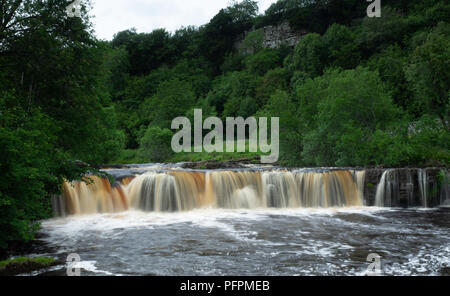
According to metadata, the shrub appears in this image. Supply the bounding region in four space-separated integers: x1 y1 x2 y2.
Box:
138 127 174 162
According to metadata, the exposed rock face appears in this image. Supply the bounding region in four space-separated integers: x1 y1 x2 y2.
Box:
236 21 306 52
260 21 306 48
364 168 384 206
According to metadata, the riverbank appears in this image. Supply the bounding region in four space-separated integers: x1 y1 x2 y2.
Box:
103 148 449 170
0 234 63 276
98 158 448 173
111 147 263 166
0 256 60 276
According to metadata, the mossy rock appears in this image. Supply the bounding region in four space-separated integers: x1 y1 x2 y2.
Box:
0 257 60 276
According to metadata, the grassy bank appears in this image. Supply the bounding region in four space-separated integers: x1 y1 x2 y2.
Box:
0 257 59 276
113 140 265 164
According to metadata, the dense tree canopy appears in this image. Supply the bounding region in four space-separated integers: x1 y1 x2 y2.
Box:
0 0 122 248
0 0 449 248
109 0 448 167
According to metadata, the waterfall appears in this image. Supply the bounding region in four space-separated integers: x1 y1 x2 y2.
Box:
404 169 414 207
440 170 450 207
354 170 366 206
128 173 194 212
207 171 263 209
373 168 450 208
263 171 298 208
418 169 428 208
375 169 399 207
54 169 366 216
54 167 450 216
295 170 363 207
53 176 128 217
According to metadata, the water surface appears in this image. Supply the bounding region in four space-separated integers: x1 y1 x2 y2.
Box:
26 207 450 276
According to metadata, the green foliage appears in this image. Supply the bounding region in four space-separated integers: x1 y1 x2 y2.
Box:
244 48 282 76
323 24 360 69
241 29 264 53
0 256 57 275
405 22 450 129
357 7 420 56
223 96 259 119
407 115 450 165
122 68 173 109
103 0 450 169
207 71 262 115
1 0 449 249
103 45 130 102
0 0 120 248
296 67 405 166
142 79 196 129
169 140 261 163
293 33 326 77
255 68 290 106
366 45 413 115
0 103 53 247
258 90 302 165
197 0 258 72
261 0 368 33
138 127 174 162
0 257 56 269
112 28 174 76
0 93 89 248
221 53 246 73
423 2 450 24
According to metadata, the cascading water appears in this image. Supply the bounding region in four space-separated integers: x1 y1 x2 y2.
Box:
53 176 128 217
36 165 450 276
55 169 366 216
440 170 450 207
129 173 182 212
54 167 450 217
418 169 428 208
207 171 262 208
375 169 399 207
354 170 366 205
294 170 363 207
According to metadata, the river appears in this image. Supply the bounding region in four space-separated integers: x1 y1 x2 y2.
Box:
21 164 450 276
